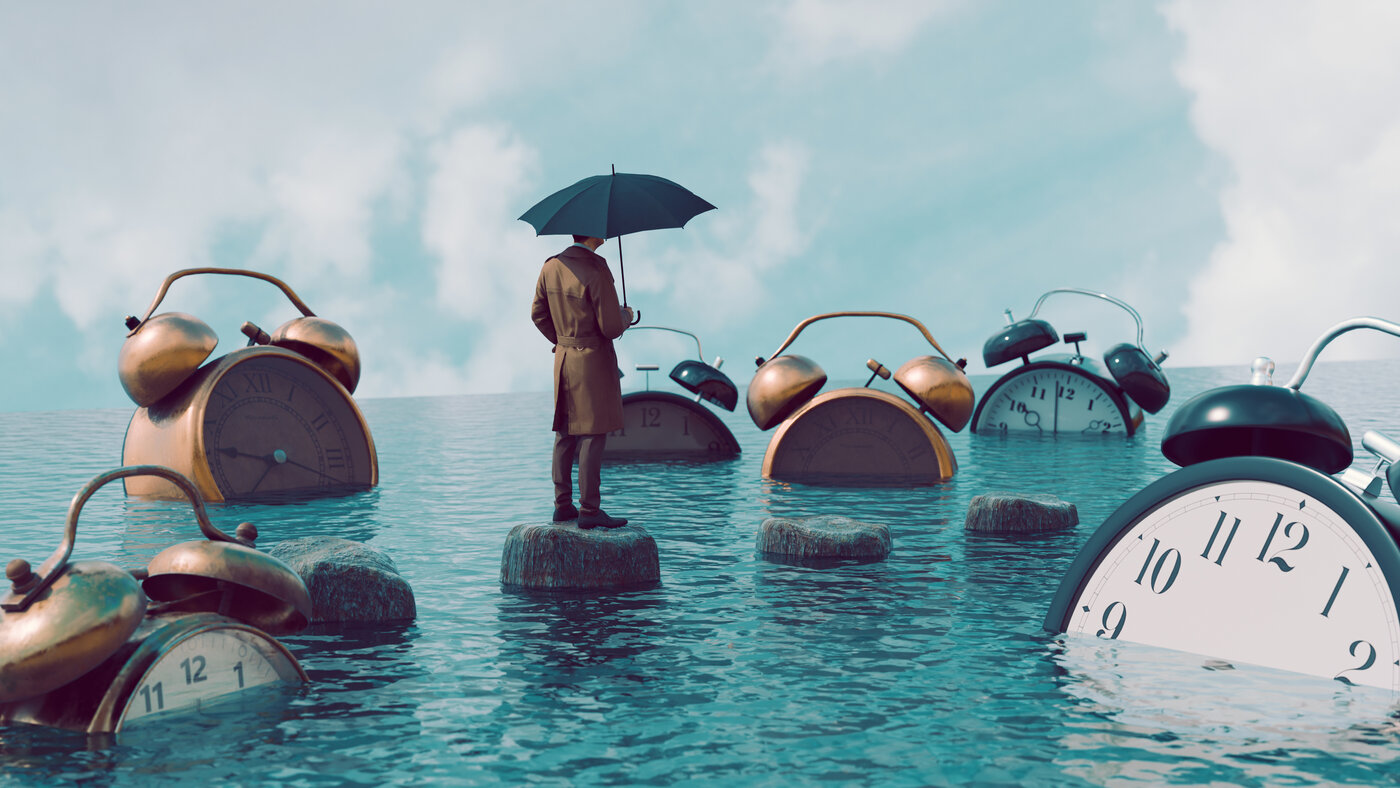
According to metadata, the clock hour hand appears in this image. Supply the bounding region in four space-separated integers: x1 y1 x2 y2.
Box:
271 452 347 486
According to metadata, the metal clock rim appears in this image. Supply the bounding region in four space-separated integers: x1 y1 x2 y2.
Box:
612 390 741 456
1042 455 1400 634
970 359 1139 436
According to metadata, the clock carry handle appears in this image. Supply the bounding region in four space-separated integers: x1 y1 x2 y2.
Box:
2 465 248 613
760 311 960 366
1287 317 1400 390
626 325 708 364
125 268 318 337
1026 287 1160 358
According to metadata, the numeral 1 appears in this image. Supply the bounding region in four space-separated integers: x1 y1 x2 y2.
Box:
1201 511 1240 566
233 661 245 688
1321 566 1350 618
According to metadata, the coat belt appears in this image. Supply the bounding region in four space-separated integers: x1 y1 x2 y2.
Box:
557 336 603 349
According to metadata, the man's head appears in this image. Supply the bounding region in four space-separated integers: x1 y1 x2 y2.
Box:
572 235 606 250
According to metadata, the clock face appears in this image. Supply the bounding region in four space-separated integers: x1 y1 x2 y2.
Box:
605 392 740 459
202 351 375 499
762 388 955 485
972 362 1136 436
1050 458 1400 691
121 626 302 725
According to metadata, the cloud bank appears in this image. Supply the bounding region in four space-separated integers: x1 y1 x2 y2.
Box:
1166 0 1400 367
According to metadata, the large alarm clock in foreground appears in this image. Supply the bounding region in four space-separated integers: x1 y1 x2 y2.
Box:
0 466 310 733
748 311 974 486
1045 316 1400 692
119 267 377 502
605 325 741 459
971 288 1170 436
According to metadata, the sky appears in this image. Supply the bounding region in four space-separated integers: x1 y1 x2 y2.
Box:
3 0 1400 413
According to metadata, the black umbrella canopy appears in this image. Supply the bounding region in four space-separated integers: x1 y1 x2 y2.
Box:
518 171 716 239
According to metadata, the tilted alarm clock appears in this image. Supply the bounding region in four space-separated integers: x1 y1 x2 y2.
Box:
119 267 378 502
1 465 310 733
748 311 974 486
605 325 741 459
971 288 1170 436
1045 316 1400 692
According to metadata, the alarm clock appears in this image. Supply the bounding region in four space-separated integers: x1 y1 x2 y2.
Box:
0 465 310 733
747 311 974 486
605 325 741 459
970 288 1170 436
1045 316 1400 691
118 267 378 502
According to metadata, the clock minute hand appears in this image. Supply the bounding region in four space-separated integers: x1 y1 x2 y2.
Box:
218 446 273 465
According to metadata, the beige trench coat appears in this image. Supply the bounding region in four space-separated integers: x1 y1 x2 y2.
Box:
531 245 629 435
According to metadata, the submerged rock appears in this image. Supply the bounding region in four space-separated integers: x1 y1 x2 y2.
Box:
756 515 891 562
500 522 660 591
266 537 416 623
964 492 1078 534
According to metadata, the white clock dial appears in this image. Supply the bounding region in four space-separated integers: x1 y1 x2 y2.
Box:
1065 478 1400 691
974 365 1132 435
605 392 739 457
122 628 290 723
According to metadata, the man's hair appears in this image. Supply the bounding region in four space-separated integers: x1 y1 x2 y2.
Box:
572 234 589 244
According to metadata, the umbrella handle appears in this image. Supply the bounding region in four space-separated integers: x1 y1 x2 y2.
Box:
630 309 642 326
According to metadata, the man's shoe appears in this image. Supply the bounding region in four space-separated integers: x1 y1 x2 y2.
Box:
578 509 628 529
552 503 579 522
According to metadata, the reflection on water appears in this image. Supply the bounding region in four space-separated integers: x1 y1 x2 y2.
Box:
3 361 1400 784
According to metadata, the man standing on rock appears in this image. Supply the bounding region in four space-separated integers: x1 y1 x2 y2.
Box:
531 234 633 529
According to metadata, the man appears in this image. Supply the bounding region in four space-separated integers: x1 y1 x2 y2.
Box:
531 234 634 529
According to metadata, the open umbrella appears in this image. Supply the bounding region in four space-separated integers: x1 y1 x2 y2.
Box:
519 167 716 316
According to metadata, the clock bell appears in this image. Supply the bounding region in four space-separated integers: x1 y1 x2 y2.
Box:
0 465 309 733
971 288 1170 436
605 325 741 459
747 311 973 486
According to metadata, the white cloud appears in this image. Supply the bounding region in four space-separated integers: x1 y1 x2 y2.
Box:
636 141 815 327
770 0 961 72
1165 0 1400 366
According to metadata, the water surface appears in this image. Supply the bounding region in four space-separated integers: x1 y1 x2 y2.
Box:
3 360 1400 785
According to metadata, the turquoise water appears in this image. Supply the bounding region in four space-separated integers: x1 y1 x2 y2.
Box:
4 360 1400 785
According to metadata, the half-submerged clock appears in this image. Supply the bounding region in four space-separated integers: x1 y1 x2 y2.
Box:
971 288 1170 436
747 311 973 486
1045 316 1400 692
604 325 741 460
119 267 378 502
0 465 310 733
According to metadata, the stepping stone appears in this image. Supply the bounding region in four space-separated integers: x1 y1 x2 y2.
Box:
266 537 416 623
756 515 891 562
964 492 1078 534
500 522 660 590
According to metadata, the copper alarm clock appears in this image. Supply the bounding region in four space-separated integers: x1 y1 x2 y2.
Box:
605 325 741 460
118 268 377 502
971 288 1170 436
1046 317 1400 692
0 465 310 733
747 311 973 486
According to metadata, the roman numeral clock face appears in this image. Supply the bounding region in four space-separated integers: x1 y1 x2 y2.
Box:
201 354 374 498
1055 461 1400 691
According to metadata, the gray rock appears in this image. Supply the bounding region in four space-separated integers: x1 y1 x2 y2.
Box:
265 537 416 623
964 492 1078 534
756 515 891 561
500 523 660 590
